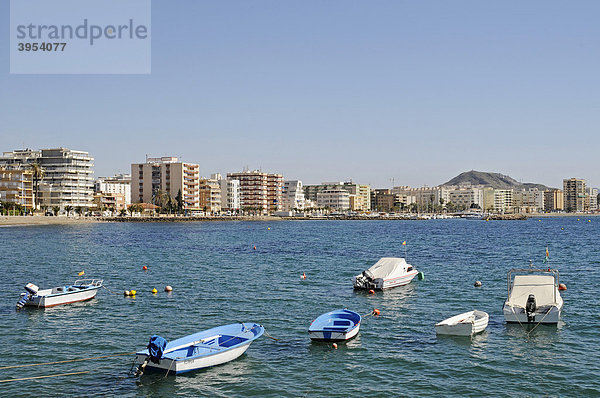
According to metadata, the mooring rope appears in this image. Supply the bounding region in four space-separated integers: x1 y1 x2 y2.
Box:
0 371 90 383
0 351 136 370
102 285 123 296
263 329 279 341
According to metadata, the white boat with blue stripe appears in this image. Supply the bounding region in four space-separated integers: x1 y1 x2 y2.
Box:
135 323 264 375
16 279 103 310
308 309 361 342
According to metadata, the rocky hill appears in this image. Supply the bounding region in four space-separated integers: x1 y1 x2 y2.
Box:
442 170 552 190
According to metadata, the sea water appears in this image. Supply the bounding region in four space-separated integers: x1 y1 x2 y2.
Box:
1 218 598 397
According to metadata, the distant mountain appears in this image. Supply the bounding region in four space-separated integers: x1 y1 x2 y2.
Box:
442 170 552 191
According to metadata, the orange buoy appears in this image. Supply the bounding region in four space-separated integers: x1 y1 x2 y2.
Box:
368 289 375 295
301 273 306 280
253 246 257 250
372 309 380 316
332 343 338 349
558 283 567 291
143 266 148 271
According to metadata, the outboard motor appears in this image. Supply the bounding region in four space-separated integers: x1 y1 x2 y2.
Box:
135 335 168 376
16 283 39 311
525 294 536 323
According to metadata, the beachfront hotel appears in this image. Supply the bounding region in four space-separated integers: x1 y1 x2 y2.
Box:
304 182 371 211
131 156 200 210
0 148 94 210
282 180 305 211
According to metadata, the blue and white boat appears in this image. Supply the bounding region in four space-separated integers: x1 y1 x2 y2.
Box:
308 309 361 342
16 279 103 310
135 323 264 375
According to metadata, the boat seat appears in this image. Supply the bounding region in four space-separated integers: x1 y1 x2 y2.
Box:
333 320 351 326
322 327 350 332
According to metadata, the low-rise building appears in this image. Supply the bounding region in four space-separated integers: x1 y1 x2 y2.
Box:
95 174 131 205
282 180 305 211
198 178 221 214
0 167 33 210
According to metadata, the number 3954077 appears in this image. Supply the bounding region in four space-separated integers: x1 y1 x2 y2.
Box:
18 43 66 51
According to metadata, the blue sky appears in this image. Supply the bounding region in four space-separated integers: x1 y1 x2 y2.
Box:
1 1 599 188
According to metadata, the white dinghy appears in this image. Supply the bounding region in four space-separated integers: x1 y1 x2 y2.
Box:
435 310 489 336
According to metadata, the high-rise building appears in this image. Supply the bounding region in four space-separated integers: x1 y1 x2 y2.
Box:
544 189 564 212
1 148 94 209
514 189 545 213
227 170 283 214
494 189 514 213
563 178 586 212
131 156 200 209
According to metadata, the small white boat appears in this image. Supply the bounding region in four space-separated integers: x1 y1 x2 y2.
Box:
435 310 489 336
503 266 563 324
308 309 361 342
135 323 264 375
353 257 418 290
16 279 103 310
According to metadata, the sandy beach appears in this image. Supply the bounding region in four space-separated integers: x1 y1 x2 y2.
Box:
0 215 102 227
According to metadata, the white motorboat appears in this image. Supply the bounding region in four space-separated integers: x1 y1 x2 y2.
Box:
503 266 563 324
16 279 103 309
353 257 418 290
435 310 489 336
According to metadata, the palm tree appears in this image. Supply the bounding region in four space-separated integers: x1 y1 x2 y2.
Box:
29 162 45 211
52 206 60 215
64 205 73 216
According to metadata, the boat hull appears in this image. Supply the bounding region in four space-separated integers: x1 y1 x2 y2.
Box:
503 303 561 324
24 287 100 308
136 343 252 374
381 271 418 289
309 324 360 342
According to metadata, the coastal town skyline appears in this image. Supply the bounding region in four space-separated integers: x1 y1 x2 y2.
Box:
2 1 600 189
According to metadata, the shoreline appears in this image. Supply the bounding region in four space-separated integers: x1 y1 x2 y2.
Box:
1 212 598 226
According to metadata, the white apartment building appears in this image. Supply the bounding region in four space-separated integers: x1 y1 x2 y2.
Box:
445 187 484 210
212 174 240 212
131 156 200 209
494 189 514 213
317 189 350 211
95 174 131 205
587 187 598 211
282 180 305 211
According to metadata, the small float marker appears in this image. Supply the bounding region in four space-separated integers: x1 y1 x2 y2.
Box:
151 288 157 294
368 289 375 295
143 266 148 271
78 270 85 276
372 309 380 316
332 343 338 349
558 283 567 291
165 285 173 292
124 290 130 296
268 227 271 230
301 272 306 280
474 280 482 287
253 246 257 250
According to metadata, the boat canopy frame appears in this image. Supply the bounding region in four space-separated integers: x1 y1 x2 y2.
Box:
506 267 559 306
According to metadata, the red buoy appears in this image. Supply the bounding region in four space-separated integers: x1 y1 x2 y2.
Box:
143 266 148 271
372 309 380 316
558 283 567 291
368 289 375 295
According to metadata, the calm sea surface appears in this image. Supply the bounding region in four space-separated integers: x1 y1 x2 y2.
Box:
1 218 599 397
